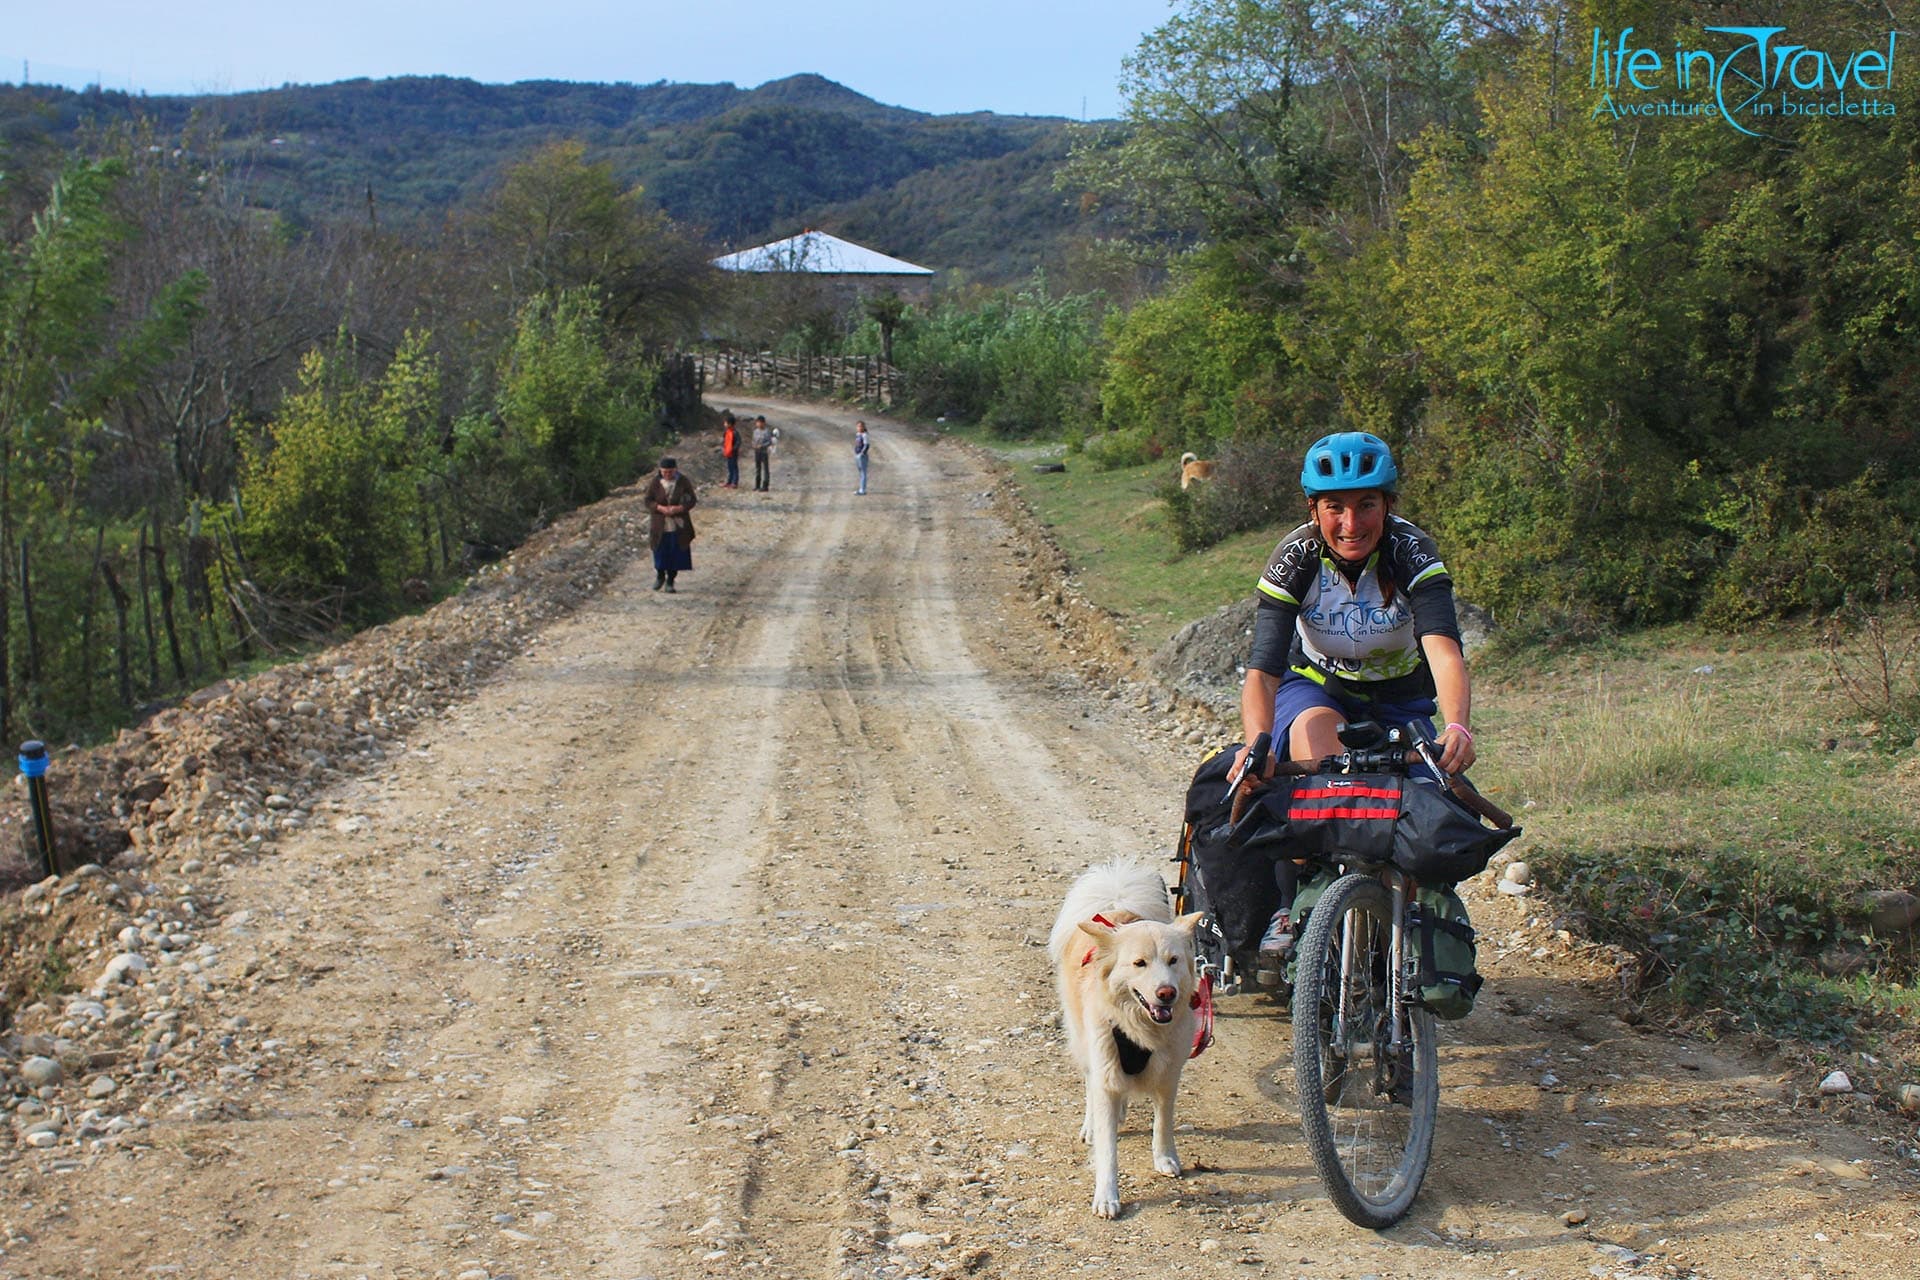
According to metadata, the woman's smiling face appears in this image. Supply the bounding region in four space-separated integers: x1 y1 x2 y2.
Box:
1312 490 1388 562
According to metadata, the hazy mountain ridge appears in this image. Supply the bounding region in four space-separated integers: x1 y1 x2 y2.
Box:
0 74 1094 280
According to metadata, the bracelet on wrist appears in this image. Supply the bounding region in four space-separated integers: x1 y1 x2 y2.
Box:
1445 722 1473 744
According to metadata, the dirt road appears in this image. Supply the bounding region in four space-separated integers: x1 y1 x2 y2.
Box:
7 399 1915 1279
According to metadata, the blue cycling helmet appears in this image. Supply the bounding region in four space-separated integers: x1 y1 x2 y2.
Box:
1300 431 1398 495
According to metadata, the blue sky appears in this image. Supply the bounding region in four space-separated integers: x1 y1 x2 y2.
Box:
5 0 1176 119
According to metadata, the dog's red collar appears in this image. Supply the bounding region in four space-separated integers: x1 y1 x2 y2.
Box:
1079 913 1118 966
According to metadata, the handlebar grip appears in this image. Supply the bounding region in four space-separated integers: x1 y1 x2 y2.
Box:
1246 731 1271 773
1222 731 1275 814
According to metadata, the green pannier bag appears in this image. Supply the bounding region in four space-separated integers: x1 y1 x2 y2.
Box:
1290 867 1336 925
1282 869 1338 989
1412 886 1482 1019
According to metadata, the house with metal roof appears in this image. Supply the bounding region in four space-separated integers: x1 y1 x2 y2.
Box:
710 230 935 280
705 229 932 353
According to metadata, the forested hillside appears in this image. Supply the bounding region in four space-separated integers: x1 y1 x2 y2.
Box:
0 73 1090 279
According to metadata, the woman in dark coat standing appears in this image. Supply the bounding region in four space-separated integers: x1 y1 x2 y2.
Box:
644 457 697 592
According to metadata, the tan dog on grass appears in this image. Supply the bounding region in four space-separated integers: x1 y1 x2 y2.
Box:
1179 452 1216 489
1050 859 1205 1219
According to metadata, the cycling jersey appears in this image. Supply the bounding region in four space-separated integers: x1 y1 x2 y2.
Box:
1247 515 1462 703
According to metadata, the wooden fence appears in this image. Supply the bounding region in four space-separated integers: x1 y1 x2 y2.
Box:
694 351 902 406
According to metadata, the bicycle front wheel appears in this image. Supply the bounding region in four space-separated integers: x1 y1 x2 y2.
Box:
1292 872 1439 1228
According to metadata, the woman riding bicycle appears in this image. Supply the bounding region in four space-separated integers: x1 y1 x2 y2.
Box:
1233 431 1475 978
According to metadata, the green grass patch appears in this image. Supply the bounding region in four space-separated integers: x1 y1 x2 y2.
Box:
969 430 1920 1065
34 941 72 1002
952 429 1274 649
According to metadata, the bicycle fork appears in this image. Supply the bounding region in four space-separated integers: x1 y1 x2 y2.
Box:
1330 871 1414 1081
1386 871 1410 1056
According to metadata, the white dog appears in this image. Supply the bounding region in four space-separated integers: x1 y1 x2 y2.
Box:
1050 859 1205 1219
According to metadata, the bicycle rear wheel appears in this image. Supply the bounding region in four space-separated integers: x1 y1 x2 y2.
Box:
1292 872 1439 1228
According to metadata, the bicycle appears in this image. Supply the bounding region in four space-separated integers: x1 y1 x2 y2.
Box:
1173 720 1517 1229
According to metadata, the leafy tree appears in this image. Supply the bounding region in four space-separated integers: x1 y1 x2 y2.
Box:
863 290 908 365
497 288 651 502
1395 37 1714 624
1097 258 1295 461
1067 0 1476 254
1073 2 1479 519
447 287 655 550
0 158 203 734
86 123 332 517
484 140 711 341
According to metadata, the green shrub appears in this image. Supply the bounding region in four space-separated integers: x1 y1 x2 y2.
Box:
447 409 546 553
1701 466 1919 627
1098 265 1293 457
1553 846 1879 1046
864 276 1101 434
1414 404 1720 631
496 288 653 507
238 330 435 614
1075 422 1161 469
444 289 657 551
1169 435 1302 551
1159 480 1204 553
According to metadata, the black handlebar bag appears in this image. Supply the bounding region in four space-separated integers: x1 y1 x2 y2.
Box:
1233 772 1520 887
1276 774 1404 863
1392 776 1521 884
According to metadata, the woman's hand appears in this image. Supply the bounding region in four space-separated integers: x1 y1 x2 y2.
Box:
1434 722 1475 774
1229 741 1276 786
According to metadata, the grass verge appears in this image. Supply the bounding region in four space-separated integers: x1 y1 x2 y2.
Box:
941 426 1278 651
1476 627 1920 1060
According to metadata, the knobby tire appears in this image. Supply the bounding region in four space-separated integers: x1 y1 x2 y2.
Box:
1291 872 1439 1228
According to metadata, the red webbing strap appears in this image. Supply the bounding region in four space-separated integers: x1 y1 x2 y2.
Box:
1290 782 1403 823
1190 972 1215 1058
1288 806 1400 820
